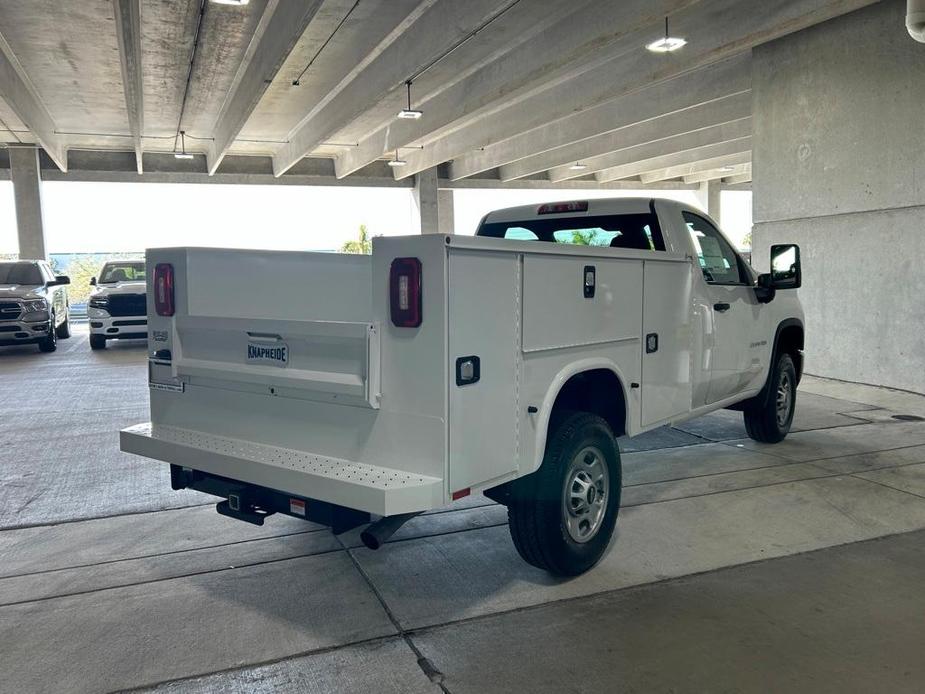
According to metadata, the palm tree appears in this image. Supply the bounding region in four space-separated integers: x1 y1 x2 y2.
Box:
341 224 372 254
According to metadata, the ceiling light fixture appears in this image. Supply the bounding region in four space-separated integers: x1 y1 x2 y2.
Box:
646 17 687 53
719 166 736 172
387 149 407 167
570 163 588 171
174 131 194 159
210 0 249 6
398 81 423 120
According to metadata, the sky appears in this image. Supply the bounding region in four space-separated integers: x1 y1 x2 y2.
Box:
0 180 753 255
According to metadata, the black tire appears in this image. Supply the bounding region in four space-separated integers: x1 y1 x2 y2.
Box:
55 309 70 339
38 315 57 352
507 411 622 576
89 334 107 350
744 352 796 443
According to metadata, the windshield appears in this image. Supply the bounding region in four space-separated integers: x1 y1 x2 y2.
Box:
0 262 43 286
100 262 146 283
477 213 666 251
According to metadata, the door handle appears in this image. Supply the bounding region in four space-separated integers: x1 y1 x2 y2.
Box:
713 302 731 312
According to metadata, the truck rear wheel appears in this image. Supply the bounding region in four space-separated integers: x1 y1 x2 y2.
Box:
744 352 796 443
507 411 621 576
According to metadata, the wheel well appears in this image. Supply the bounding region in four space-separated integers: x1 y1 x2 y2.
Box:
551 369 626 437
778 324 804 383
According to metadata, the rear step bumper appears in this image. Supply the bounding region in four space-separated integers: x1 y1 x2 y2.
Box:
120 422 444 516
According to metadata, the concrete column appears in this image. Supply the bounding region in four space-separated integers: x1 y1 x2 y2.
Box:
10 147 47 260
697 180 722 222
413 167 440 234
437 189 455 235
751 0 925 393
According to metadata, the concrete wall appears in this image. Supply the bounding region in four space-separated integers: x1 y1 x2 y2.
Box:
752 0 925 394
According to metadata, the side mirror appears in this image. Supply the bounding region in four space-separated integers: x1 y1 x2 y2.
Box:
90 277 97 286
769 244 801 289
50 275 71 287
755 244 801 303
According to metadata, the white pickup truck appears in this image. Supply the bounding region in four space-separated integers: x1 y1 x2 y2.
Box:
121 198 804 575
88 260 148 350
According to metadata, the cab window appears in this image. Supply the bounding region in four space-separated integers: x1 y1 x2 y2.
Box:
683 212 745 285
479 213 666 251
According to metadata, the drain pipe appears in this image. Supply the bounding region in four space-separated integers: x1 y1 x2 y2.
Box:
909 0 925 42
360 512 420 549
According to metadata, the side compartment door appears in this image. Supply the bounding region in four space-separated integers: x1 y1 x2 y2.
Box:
447 250 520 493
641 259 693 426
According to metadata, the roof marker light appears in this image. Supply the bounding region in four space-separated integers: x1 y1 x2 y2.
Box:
538 201 589 215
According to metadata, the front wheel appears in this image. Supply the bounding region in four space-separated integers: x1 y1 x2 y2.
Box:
89 334 107 350
55 308 70 338
507 411 621 576
744 352 796 443
38 316 57 352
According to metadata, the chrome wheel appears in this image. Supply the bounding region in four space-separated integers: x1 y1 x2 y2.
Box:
562 446 609 543
776 370 793 428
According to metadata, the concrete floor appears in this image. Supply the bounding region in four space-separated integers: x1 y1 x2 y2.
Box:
3 324 925 693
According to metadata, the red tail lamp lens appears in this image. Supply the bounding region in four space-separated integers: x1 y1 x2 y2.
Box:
537 200 589 215
390 257 422 327
154 263 175 317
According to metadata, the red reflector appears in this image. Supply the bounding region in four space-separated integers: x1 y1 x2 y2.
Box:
537 200 589 215
154 263 175 317
452 488 471 501
389 257 422 327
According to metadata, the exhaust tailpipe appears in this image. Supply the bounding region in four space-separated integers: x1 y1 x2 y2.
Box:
360 512 420 549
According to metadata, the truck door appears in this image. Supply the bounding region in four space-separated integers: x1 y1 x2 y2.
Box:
681 212 764 404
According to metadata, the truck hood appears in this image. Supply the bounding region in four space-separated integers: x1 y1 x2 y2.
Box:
0 284 45 300
91 281 147 297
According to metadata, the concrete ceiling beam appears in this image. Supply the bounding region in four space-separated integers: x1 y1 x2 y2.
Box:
683 162 750 184
396 0 879 180
455 55 751 181
112 0 144 174
442 177 698 191
206 0 328 175
595 138 751 182
271 0 511 177
545 113 752 184
639 151 752 184
0 32 66 171
723 170 753 185
334 0 698 179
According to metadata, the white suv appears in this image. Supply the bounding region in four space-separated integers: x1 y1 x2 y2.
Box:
88 261 147 350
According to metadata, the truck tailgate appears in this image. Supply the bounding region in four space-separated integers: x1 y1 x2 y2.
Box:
173 315 380 408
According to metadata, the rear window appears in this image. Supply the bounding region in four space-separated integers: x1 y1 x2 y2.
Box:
477 213 665 251
0 262 43 285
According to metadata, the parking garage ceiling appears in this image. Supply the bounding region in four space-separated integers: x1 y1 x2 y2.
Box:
0 0 877 187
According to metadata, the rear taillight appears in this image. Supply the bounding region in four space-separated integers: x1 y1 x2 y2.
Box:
389 257 422 327
154 263 175 316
